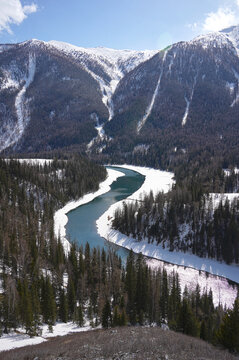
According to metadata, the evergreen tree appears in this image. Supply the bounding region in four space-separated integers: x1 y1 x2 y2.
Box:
217 298 239 352
101 300 112 329
42 276 56 327
177 298 199 337
77 305 84 327
59 289 68 323
67 277 76 319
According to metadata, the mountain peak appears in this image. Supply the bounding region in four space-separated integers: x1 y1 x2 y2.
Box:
186 25 239 56
220 24 239 34
220 24 239 52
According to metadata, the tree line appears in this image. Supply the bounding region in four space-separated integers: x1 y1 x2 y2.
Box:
112 175 239 265
2 241 239 352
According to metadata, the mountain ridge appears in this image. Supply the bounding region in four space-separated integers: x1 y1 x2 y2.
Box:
0 25 239 159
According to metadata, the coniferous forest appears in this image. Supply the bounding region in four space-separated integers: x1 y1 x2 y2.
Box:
112 179 239 265
0 157 239 354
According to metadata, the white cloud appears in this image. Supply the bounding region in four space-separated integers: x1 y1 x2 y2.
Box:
0 0 38 34
202 7 239 32
187 1 239 35
23 4 38 15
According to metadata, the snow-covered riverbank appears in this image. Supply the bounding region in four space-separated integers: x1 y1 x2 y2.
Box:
97 164 239 306
146 257 237 308
54 168 125 253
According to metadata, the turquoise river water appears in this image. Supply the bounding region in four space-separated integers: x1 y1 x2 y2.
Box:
66 166 145 261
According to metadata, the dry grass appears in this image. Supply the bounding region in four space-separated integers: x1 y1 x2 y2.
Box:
1 327 239 360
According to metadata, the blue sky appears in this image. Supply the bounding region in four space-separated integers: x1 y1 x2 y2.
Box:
1 0 239 49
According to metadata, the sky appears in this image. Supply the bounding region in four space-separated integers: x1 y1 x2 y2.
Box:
0 0 239 50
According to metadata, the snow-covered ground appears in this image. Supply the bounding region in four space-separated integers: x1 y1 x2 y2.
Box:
146 258 237 308
209 192 239 209
97 164 239 307
54 168 125 253
0 332 46 352
0 322 95 352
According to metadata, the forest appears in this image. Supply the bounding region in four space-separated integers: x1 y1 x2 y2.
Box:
0 156 105 331
0 157 238 353
112 170 239 264
2 240 239 352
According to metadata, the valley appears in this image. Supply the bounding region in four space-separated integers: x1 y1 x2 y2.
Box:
1 22 239 356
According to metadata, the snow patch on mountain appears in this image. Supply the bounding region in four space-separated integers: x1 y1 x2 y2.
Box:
0 53 36 152
226 82 235 94
181 97 190 126
86 113 111 152
83 66 118 122
230 68 239 107
137 50 168 133
1 73 19 90
137 52 167 133
182 75 197 126
133 144 150 154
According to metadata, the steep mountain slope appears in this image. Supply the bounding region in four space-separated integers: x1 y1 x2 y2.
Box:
105 27 239 154
0 26 239 159
0 40 157 153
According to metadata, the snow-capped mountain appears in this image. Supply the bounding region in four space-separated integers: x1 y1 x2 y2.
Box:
220 25 239 54
105 25 239 149
0 26 239 157
0 39 157 152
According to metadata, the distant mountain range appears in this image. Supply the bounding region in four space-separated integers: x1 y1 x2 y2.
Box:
0 25 239 163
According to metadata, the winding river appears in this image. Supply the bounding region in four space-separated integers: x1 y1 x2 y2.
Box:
65 165 239 307
66 166 144 261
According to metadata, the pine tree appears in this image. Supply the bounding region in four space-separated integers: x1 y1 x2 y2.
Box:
177 298 199 337
22 280 35 335
217 298 239 352
101 300 112 329
125 250 136 324
77 305 84 327
160 269 169 322
42 276 56 327
59 289 68 323
113 305 120 327
67 277 76 319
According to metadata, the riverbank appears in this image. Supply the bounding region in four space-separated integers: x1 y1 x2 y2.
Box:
96 164 239 307
54 168 125 253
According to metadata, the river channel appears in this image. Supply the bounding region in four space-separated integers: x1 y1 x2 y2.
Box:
66 166 145 261
65 165 239 307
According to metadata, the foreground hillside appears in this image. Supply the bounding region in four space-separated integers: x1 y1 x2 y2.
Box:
1 326 238 360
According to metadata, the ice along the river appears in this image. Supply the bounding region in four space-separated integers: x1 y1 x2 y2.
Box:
65 166 145 260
